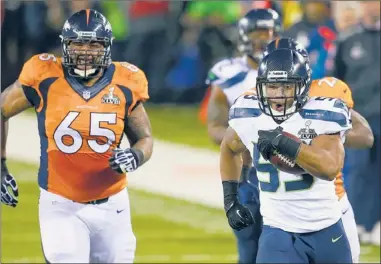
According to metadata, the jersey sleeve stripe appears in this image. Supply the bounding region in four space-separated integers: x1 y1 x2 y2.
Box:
22 85 41 108
37 77 58 112
229 107 262 120
37 77 58 190
299 109 348 127
219 71 248 89
116 84 133 116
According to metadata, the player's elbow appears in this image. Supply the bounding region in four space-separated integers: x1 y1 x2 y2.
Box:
325 164 341 181
323 152 343 181
207 124 226 145
313 153 342 181
145 137 154 159
220 136 230 153
364 130 374 148
313 165 340 181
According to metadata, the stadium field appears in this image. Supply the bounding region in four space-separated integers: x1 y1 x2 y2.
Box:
1 159 380 263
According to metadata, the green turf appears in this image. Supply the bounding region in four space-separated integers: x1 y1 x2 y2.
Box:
145 104 219 151
2 159 380 263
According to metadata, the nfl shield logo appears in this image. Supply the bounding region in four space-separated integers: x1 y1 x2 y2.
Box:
83 90 91 100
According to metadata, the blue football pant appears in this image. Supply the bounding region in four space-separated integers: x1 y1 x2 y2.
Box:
256 219 352 263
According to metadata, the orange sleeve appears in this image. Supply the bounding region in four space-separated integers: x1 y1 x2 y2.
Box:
309 77 354 109
18 53 61 110
130 68 149 103
342 84 354 109
18 55 40 88
118 62 149 113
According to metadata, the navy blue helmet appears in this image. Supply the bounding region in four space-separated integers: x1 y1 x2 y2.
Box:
264 37 312 81
237 8 282 63
256 48 311 123
60 9 114 78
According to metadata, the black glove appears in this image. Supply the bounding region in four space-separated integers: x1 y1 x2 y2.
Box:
109 148 143 173
258 127 301 160
1 158 19 207
223 181 254 230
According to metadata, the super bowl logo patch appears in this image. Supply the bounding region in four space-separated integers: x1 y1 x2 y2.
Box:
101 87 120 105
297 120 317 140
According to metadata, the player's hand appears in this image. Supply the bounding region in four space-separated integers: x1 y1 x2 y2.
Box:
223 181 254 230
1 158 19 207
257 127 283 160
109 148 141 173
258 127 301 160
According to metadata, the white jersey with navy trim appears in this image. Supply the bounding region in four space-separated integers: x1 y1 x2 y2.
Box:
228 95 352 233
206 56 258 106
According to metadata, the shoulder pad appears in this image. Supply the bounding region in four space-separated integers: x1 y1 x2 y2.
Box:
309 77 354 108
229 91 262 120
18 53 62 88
301 96 351 131
337 25 363 42
114 62 149 103
206 57 249 89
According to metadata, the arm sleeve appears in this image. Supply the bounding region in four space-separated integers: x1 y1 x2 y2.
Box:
125 66 149 114
324 99 352 142
18 55 41 108
18 56 37 88
131 70 149 103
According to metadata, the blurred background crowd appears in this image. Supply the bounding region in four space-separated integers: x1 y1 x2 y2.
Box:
1 0 380 245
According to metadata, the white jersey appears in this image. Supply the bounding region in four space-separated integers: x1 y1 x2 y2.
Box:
206 56 258 106
228 94 352 233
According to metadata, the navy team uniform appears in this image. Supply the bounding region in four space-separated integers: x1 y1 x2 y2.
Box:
258 220 351 263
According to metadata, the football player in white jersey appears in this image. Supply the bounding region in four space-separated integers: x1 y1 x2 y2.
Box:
264 37 374 263
221 48 352 263
206 9 282 263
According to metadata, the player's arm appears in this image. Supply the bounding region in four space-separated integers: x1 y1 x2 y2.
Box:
109 101 153 174
220 126 247 181
345 109 374 148
207 86 229 145
241 149 253 183
258 128 345 181
220 126 254 230
296 134 344 181
124 103 153 166
1 80 30 207
1 80 33 158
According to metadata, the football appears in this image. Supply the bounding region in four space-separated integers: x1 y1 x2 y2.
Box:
270 131 306 175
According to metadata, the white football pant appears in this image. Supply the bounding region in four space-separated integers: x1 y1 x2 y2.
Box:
39 188 136 263
340 193 360 263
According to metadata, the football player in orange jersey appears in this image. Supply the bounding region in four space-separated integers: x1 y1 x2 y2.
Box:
264 37 374 263
1 9 153 263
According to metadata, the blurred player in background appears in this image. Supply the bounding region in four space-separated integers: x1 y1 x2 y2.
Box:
221 48 353 263
205 8 281 263
1 9 153 263
263 37 373 263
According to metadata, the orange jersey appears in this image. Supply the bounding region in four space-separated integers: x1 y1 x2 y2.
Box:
308 77 353 199
308 77 354 109
19 53 149 202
